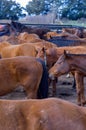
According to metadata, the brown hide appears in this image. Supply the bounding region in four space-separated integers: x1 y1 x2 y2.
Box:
0 98 86 130
0 32 41 45
28 40 57 52
49 52 86 77
49 52 86 106
0 41 11 52
37 46 86 104
44 28 82 40
17 32 57 50
62 28 86 38
0 36 10 42
0 41 56 59
0 43 37 58
37 46 86 69
0 35 20 45
18 32 42 43
62 28 82 37
0 56 43 98
62 28 79 34
50 31 80 40
43 31 59 40
48 28 86 42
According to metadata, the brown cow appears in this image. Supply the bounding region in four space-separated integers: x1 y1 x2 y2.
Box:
0 56 49 99
49 51 86 106
0 98 86 130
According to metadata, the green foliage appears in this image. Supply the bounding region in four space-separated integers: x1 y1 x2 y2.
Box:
26 0 44 15
61 0 86 20
0 0 25 20
26 0 86 20
0 0 85 20
26 0 53 15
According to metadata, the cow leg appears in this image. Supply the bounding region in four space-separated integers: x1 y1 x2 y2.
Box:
52 77 58 96
75 72 86 106
48 77 57 97
80 76 86 106
23 77 41 99
70 71 76 89
75 72 81 105
72 76 76 89
24 84 38 99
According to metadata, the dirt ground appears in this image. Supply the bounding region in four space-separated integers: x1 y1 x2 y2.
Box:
0 74 86 106
49 74 86 105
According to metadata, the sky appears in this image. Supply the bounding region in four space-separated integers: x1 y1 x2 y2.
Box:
15 0 32 7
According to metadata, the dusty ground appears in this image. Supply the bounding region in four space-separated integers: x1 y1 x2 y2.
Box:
49 74 86 105
0 74 86 106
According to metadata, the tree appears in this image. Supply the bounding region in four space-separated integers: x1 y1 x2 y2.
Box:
61 0 86 20
0 0 25 20
25 0 86 20
26 0 53 15
26 0 67 16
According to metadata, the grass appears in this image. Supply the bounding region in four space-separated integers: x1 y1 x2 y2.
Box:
56 18 86 27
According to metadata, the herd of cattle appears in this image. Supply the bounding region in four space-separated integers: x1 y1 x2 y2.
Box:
0 21 86 130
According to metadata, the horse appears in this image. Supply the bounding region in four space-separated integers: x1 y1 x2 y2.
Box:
0 32 42 45
37 46 86 66
0 33 20 45
0 42 37 58
44 28 83 40
0 40 57 59
47 28 86 46
43 31 60 40
48 36 86 47
0 56 48 99
62 27 86 38
62 27 84 37
37 46 86 96
49 51 86 106
0 98 86 130
17 32 42 43
17 32 57 51
5 20 50 39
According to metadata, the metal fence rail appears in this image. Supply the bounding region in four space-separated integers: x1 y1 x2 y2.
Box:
0 22 86 30
48 38 82 47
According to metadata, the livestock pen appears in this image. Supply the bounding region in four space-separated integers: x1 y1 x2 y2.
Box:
0 21 86 107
